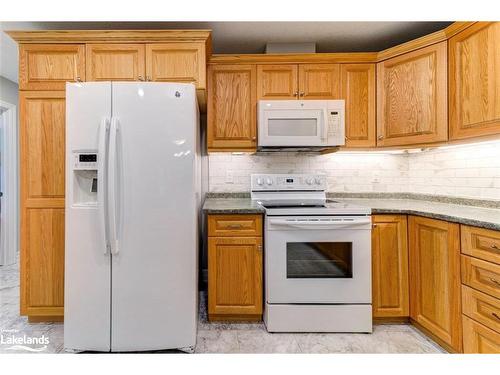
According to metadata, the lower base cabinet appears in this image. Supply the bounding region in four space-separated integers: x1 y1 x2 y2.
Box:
409 216 462 352
207 214 263 321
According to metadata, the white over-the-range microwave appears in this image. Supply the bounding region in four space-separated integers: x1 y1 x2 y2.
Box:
257 100 345 152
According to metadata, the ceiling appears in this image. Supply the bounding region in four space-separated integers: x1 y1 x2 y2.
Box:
0 21 453 83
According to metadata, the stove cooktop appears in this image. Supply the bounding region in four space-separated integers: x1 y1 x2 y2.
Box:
256 199 371 216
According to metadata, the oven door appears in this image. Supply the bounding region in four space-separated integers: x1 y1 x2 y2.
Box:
265 216 372 304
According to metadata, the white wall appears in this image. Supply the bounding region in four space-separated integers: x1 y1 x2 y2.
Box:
0 76 18 106
208 140 500 200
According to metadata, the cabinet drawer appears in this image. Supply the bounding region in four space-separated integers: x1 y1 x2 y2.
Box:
208 215 262 237
462 285 500 334
462 315 500 353
462 255 500 299
461 225 500 265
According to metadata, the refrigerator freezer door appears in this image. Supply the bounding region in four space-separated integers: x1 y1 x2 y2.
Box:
110 82 198 351
64 82 112 352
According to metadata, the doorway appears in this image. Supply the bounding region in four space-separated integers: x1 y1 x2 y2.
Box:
0 100 18 266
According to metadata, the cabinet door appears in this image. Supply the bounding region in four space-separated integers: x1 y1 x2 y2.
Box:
257 64 298 99
463 315 500 353
145 43 205 88
341 64 376 147
207 64 257 151
449 22 500 140
208 237 263 320
372 215 409 318
20 91 66 318
86 44 145 81
19 44 85 90
377 42 448 146
409 216 462 352
298 64 339 99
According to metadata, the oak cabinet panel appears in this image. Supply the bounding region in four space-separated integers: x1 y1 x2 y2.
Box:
86 44 145 81
19 44 85 90
462 285 500 334
340 64 376 147
24 208 65 316
463 315 500 353
257 64 298 99
409 216 462 352
462 255 500 299
372 215 409 318
208 236 263 320
207 64 257 150
298 64 339 99
377 42 448 146
461 224 500 266
20 91 66 199
449 22 500 140
146 43 205 87
208 215 262 237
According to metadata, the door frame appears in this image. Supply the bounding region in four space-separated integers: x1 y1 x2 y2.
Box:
0 100 18 266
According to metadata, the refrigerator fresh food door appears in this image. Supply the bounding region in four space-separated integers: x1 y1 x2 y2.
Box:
110 82 198 351
64 82 112 352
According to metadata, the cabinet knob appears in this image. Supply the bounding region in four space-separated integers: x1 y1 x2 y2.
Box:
75 76 82 82
372 224 377 228
257 245 262 251
377 135 384 140
299 92 305 97
252 136 256 141
138 76 145 81
146 76 152 81
294 91 299 97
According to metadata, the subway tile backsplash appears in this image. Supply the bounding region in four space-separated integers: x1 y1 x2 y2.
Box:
208 141 500 200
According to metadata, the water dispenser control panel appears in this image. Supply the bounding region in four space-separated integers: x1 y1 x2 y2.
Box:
73 152 98 170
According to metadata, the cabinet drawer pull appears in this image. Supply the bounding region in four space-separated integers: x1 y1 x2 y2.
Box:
493 312 500 321
257 245 262 251
491 244 500 250
227 224 242 229
490 278 500 286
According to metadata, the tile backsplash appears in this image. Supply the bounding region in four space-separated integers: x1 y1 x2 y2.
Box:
208 141 500 200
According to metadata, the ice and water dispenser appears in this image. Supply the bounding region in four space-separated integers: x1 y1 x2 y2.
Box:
72 151 99 206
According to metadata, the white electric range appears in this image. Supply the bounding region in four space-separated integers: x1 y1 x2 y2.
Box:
251 174 373 333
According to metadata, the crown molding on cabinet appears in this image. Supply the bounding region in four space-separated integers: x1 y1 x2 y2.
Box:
5 29 212 44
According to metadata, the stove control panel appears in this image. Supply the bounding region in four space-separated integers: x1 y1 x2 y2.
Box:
251 174 326 191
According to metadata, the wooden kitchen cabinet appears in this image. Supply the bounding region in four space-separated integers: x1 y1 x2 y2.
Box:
19 44 85 90
371 215 409 319
207 64 257 151
298 64 340 99
207 214 263 321
377 42 448 147
257 64 298 99
463 315 500 353
408 216 462 352
19 91 66 318
86 44 146 81
449 22 500 141
340 64 376 147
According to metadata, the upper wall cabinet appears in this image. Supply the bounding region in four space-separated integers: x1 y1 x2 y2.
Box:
257 64 298 99
340 64 376 147
377 42 448 147
86 44 146 81
257 64 339 100
207 64 257 151
449 22 500 140
19 44 85 90
145 43 206 88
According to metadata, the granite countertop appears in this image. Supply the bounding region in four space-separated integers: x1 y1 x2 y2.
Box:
203 195 500 231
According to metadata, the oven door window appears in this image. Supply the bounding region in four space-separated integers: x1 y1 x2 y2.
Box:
286 242 353 278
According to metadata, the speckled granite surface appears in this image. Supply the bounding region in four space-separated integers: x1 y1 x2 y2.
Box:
203 194 500 230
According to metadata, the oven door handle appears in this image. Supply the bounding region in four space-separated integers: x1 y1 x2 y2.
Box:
269 218 371 229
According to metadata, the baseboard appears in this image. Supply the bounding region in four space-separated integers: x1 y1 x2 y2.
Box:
28 315 64 323
208 314 262 322
373 316 410 324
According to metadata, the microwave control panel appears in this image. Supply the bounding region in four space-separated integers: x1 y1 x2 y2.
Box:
327 110 342 138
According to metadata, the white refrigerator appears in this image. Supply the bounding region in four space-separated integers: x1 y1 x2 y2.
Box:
64 82 199 352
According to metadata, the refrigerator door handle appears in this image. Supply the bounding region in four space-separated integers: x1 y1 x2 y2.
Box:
108 117 120 255
98 118 110 254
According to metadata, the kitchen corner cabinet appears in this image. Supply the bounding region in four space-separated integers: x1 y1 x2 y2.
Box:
371 215 409 319
19 44 85 90
409 216 462 352
19 91 66 318
377 42 448 147
207 214 263 321
207 64 257 151
340 64 376 147
449 22 500 141
257 64 339 100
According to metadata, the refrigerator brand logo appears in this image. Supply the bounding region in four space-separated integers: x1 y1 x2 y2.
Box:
1 329 49 352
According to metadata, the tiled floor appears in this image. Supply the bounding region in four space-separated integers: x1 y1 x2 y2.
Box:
1 260 444 354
